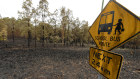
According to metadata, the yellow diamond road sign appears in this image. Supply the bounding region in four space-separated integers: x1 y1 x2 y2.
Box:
89 0 140 51
89 47 123 79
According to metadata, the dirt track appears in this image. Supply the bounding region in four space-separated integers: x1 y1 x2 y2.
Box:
0 47 139 79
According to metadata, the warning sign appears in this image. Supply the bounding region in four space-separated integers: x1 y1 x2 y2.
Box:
89 0 140 51
89 47 123 79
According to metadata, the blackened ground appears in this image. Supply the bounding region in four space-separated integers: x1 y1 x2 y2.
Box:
0 47 139 79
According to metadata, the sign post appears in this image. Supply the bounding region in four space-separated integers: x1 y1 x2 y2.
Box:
98 0 104 79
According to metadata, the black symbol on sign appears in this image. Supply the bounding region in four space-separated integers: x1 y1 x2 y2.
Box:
98 11 115 34
113 19 124 35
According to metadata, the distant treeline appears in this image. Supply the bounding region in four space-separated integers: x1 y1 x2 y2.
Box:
0 0 94 47
0 0 139 48
0 16 93 46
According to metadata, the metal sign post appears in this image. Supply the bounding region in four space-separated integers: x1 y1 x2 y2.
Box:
98 0 104 78
101 0 104 11
98 74 103 79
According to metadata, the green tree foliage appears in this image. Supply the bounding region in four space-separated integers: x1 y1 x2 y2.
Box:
18 0 33 47
2 17 15 39
0 19 7 40
71 18 81 46
60 7 74 45
0 0 94 47
80 21 89 46
18 0 33 19
0 0 139 48
38 0 49 22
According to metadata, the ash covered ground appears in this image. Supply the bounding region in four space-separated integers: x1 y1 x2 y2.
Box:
0 46 139 79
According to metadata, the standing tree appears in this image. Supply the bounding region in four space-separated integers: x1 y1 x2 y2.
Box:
71 18 81 46
65 9 73 46
11 18 15 44
60 7 72 46
38 0 49 47
60 7 66 46
48 9 59 46
32 8 39 48
18 0 33 47
80 21 89 46
49 9 58 34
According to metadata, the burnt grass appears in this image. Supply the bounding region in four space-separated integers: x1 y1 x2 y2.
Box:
0 46 139 79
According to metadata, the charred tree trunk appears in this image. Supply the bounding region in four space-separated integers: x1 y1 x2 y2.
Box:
42 25 45 47
28 30 31 48
27 20 31 48
35 25 37 48
12 23 15 44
